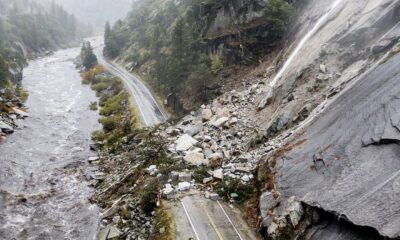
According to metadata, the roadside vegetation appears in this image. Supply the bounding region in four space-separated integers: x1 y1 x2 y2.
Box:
78 43 138 153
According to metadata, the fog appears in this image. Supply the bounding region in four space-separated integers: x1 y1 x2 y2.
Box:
46 0 134 30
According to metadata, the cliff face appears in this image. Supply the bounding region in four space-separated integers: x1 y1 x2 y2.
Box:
254 0 400 238
195 0 285 64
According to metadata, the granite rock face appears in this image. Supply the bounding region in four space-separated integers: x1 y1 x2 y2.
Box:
276 54 400 238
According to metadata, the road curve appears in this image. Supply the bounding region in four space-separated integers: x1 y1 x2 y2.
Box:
94 47 168 127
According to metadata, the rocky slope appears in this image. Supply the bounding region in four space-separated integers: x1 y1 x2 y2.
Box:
158 0 400 238
92 0 400 239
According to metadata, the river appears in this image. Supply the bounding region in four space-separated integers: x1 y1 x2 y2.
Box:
0 47 100 239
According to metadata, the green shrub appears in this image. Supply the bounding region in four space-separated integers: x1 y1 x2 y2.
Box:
140 178 159 214
89 102 98 111
264 0 295 39
215 177 256 204
91 82 109 93
99 93 127 116
211 56 223 75
99 115 121 133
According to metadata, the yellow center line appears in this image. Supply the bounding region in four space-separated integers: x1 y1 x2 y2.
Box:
203 206 224 240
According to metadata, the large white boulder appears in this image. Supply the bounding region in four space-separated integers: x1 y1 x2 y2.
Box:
184 151 206 166
175 134 197 152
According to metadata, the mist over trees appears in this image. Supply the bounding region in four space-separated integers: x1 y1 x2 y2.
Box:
0 0 92 88
46 0 134 30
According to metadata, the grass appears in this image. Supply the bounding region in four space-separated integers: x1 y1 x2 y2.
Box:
150 201 176 240
15 85 29 102
89 102 98 111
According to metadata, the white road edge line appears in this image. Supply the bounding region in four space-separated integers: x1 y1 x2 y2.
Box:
181 201 201 240
217 200 244 240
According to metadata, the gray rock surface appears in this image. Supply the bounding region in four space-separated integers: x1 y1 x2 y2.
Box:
276 54 400 238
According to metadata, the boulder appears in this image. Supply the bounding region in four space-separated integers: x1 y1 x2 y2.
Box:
0 121 13 134
107 226 120 239
183 151 206 166
259 191 280 219
145 165 158 176
175 134 197 152
257 87 274 111
319 64 327 73
162 184 174 197
212 117 229 128
202 109 213 122
203 177 213 184
183 124 202 137
209 193 220 201
177 182 191 191
212 169 224 180
12 107 29 118
178 172 192 182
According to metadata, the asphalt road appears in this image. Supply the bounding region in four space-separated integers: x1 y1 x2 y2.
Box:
173 194 258 240
94 47 168 127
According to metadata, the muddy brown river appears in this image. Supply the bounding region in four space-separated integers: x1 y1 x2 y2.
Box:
0 47 100 240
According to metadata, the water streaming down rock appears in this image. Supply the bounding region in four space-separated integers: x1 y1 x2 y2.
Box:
269 0 346 87
0 47 100 239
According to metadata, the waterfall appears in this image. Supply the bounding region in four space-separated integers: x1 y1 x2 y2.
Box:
269 0 346 87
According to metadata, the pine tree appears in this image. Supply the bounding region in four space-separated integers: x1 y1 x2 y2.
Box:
0 54 8 88
104 21 119 58
81 42 98 70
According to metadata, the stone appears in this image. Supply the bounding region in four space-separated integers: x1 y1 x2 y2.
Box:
175 134 197 152
184 124 202 137
184 151 206 166
260 191 280 219
257 87 274 111
12 108 29 118
319 64 327 73
209 193 220 201
235 166 251 173
229 117 238 125
208 152 223 166
88 156 99 163
177 182 191 191
212 117 229 128
162 184 174 196
169 171 179 181
212 169 224 180
0 121 13 134
203 177 213 184
241 175 250 182
202 109 213 122
107 226 120 239
145 165 158 175
166 128 181 136
286 197 304 227
204 135 212 142
178 172 192 182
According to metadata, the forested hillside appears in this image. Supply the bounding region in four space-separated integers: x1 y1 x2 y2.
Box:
105 0 294 111
0 0 91 88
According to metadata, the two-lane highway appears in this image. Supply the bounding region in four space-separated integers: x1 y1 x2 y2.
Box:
173 194 259 240
94 46 168 127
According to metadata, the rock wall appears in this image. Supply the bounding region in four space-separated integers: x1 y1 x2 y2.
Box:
195 0 283 64
255 0 400 238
